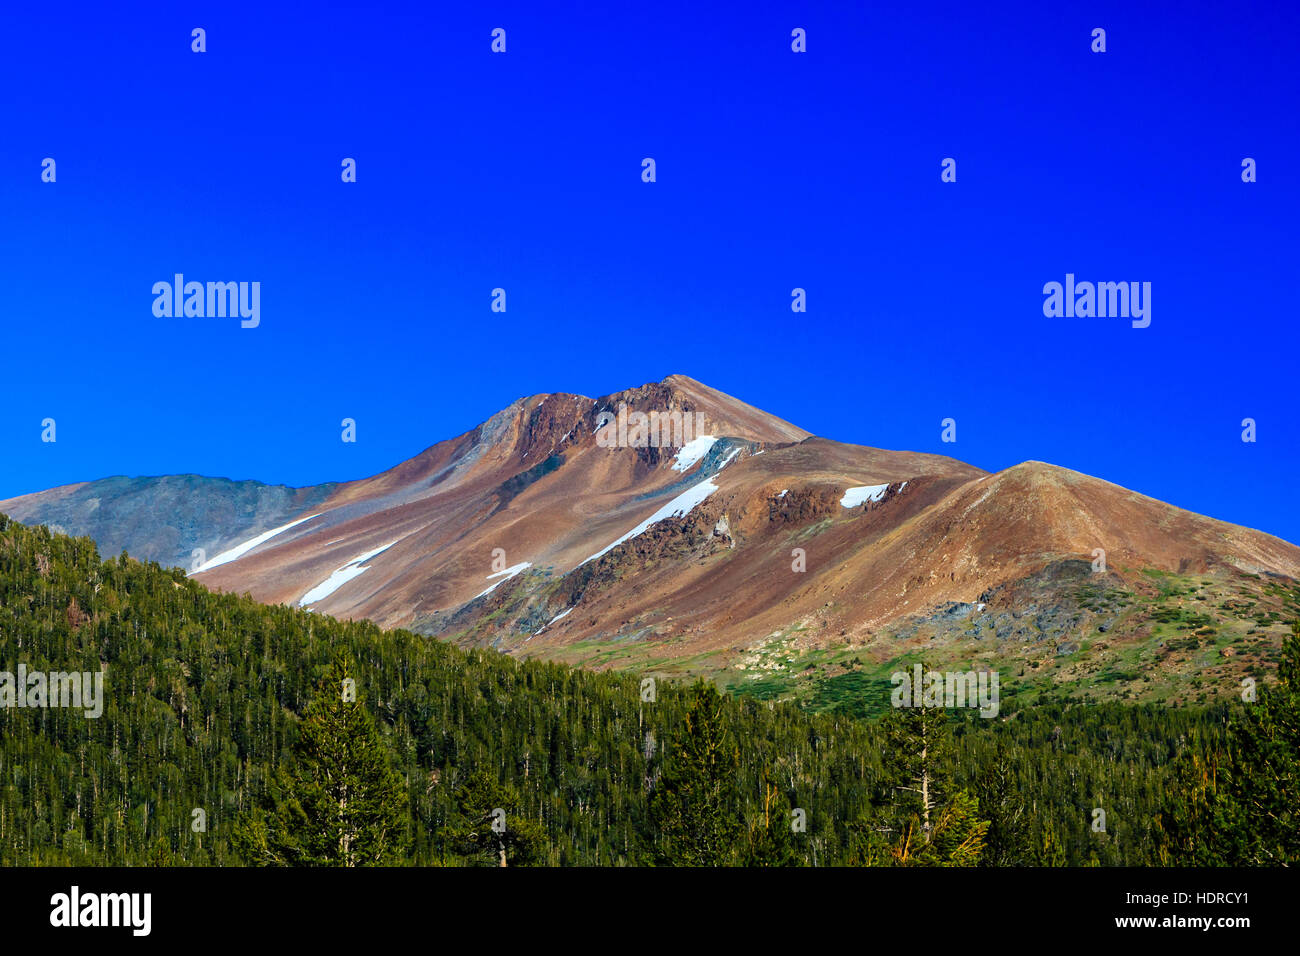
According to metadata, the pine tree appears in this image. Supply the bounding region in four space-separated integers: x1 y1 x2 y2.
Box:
1038 821 1068 867
872 667 988 865
1159 620 1300 866
976 741 1031 866
894 789 989 867
145 836 172 867
879 668 953 841
1154 731 1226 865
745 775 803 866
448 769 545 866
649 680 742 866
234 656 410 866
1218 620 1300 864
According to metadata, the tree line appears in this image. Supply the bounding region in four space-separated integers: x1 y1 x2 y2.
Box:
0 515 1294 866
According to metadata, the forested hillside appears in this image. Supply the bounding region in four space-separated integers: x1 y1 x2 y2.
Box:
0 515 1292 866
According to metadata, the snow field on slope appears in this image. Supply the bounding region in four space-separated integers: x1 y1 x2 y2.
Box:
840 484 890 508
474 561 534 599
191 513 322 574
299 541 399 607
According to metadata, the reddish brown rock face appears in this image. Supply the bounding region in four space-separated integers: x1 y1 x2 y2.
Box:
4 374 1298 696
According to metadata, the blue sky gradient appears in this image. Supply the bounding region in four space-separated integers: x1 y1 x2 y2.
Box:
2 0 1297 543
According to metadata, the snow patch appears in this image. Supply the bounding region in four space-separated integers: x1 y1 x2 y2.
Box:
671 435 718 472
840 484 890 508
579 477 720 567
536 606 574 634
191 513 322 574
474 561 533 599
299 541 398 607
529 606 575 641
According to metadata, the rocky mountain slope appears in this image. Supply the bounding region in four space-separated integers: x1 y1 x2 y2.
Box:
4 374 1298 707
0 474 336 570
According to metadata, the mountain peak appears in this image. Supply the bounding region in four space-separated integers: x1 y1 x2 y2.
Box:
4 378 1298 712
607 374 815 445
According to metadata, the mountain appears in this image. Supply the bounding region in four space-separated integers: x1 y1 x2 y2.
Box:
0 474 337 570
4 374 1298 708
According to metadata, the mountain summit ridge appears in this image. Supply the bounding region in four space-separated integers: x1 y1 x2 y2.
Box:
3 375 1297 704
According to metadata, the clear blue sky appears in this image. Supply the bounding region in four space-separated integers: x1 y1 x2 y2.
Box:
2 0 1297 544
